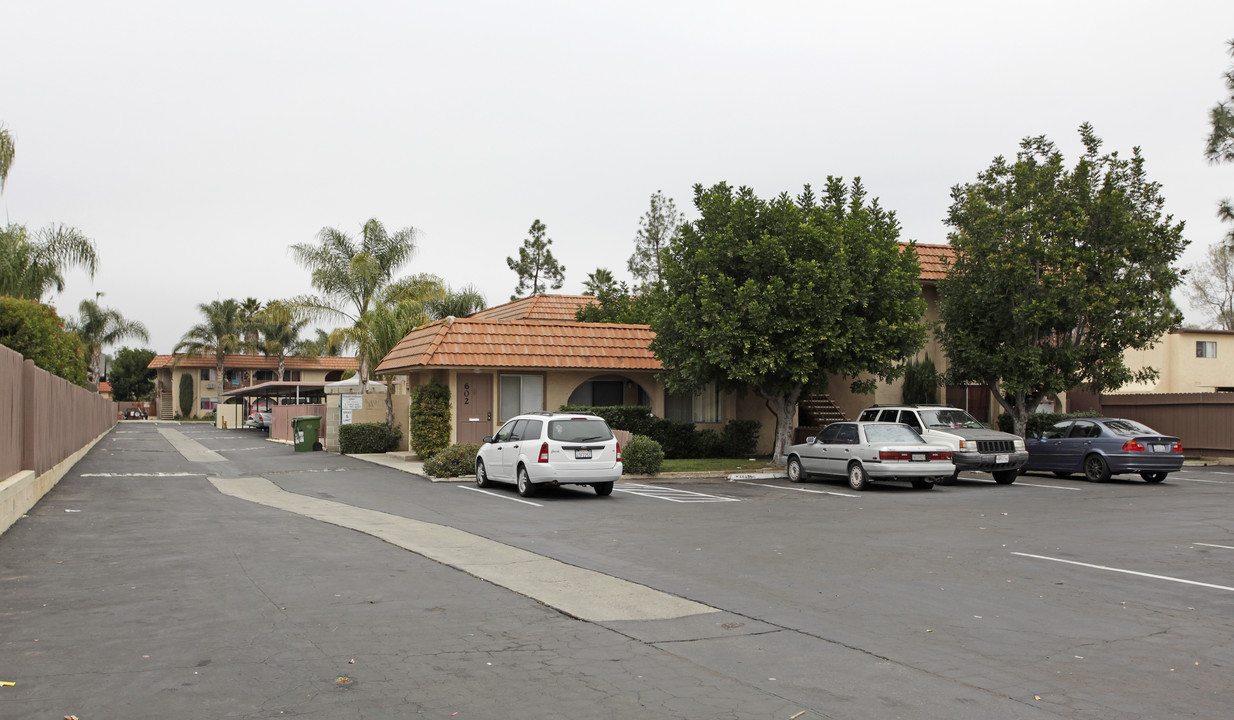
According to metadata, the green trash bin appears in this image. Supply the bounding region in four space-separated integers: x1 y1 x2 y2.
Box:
292 415 322 452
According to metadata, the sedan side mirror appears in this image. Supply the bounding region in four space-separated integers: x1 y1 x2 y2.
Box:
806 436 816 444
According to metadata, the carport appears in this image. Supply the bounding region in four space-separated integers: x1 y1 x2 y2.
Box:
221 382 329 437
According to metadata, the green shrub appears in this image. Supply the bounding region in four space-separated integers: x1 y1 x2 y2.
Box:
422 443 481 478
339 422 401 454
696 429 722 458
720 419 761 457
901 355 940 405
997 410 1102 437
0 297 88 386
649 418 702 459
622 434 664 475
409 381 452 459
178 372 194 418
560 405 655 436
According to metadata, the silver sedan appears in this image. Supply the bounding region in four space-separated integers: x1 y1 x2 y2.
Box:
786 421 956 490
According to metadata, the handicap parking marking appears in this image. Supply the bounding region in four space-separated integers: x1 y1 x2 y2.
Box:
733 480 860 498
613 483 741 503
457 485 543 507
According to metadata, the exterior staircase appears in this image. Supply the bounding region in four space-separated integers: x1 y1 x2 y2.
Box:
158 390 174 420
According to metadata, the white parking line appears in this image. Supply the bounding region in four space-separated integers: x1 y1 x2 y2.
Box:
457 486 543 507
1194 542 1234 550
1013 552 1234 593
613 484 740 503
1172 477 1234 484
965 476 1080 490
80 472 205 477
734 481 860 498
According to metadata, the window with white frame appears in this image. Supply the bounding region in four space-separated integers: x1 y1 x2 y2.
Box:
665 382 721 423
1197 341 1218 358
499 374 544 422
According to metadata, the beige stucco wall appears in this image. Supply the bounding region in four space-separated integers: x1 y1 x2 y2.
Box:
1117 329 1234 394
161 365 345 419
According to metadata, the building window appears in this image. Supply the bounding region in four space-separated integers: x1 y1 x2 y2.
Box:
200 398 217 411
200 368 213 381
499 374 544 422
1197 341 1218 358
665 382 721 423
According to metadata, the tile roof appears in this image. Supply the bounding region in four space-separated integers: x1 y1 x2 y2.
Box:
148 354 358 370
470 294 598 321
98 381 112 393
374 317 661 374
907 242 953 281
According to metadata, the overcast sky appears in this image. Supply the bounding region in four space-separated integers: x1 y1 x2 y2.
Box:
3 1 1233 354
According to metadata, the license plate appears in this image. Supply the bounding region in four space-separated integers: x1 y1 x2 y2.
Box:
996 454 1009 464
575 449 592 459
912 453 926 462
1153 444 1167 452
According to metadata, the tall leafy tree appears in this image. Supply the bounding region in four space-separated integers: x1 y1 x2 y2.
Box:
0 223 99 300
937 125 1187 437
68 295 150 385
506 219 564 299
0 123 14 194
651 180 926 462
1186 243 1234 329
629 190 683 292
1207 39 1234 248
256 300 308 380
574 281 654 324
289 218 418 386
174 299 242 404
366 301 431 432
109 347 157 401
0 296 87 385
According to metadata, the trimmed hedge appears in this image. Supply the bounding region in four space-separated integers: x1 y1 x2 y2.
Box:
409 381 452 459
339 422 401 454
560 405 656 436
178 372 194 418
720 419 760 457
997 410 1102 437
622 434 665 475
561 405 762 460
423 443 481 478
0 297 88 386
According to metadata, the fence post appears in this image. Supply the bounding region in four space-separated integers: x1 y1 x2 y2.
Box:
22 358 36 473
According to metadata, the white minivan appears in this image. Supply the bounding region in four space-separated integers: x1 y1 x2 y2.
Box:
475 412 623 497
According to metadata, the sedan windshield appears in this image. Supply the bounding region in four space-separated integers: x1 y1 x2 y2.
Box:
864 424 925 444
919 409 985 429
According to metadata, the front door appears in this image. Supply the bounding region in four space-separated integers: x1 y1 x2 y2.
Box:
456 373 493 445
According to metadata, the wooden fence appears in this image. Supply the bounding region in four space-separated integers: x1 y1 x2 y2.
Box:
1081 392 1234 457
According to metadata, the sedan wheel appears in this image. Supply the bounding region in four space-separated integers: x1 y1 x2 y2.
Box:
848 463 870 491
1084 454 1111 483
935 470 959 486
516 466 538 497
475 459 493 488
1052 471 1073 478
911 479 935 490
787 456 807 483
1141 472 1167 483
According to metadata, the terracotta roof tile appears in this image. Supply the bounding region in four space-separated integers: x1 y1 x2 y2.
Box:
470 294 598 321
375 318 660 374
908 242 954 281
148 354 358 370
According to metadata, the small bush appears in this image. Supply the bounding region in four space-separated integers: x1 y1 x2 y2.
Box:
696 429 722 458
409 381 452 459
997 410 1101 437
423 443 481 478
622 434 664 475
560 405 655 436
649 418 701 459
178 372 194 418
901 355 940 405
720 419 761 457
339 422 401 454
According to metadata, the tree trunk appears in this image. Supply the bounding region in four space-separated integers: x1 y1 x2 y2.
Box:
989 383 1046 438
758 384 804 465
385 382 396 434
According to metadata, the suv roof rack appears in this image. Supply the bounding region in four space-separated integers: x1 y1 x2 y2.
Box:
527 410 598 417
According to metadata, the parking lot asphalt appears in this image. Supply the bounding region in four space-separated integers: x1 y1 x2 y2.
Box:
3 422 1234 719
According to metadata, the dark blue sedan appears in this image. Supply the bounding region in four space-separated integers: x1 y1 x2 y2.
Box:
1025 417 1183 482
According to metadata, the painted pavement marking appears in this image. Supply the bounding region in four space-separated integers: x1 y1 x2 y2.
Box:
1194 542 1234 551
613 483 741 503
1013 552 1234 593
157 428 226 463
733 480 860 498
457 485 544 507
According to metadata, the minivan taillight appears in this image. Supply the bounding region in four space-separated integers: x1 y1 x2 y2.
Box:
616 440 622 463
538 442 550 463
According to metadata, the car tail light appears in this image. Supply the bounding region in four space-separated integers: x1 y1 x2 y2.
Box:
1122 440 1147 452
1172 441 1183 453
929 451 952 460
616 440 622 462
879 451 912 460
538 442 549 463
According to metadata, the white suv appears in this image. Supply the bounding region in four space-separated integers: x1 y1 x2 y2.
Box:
857 404 1028 484
475 412 623 497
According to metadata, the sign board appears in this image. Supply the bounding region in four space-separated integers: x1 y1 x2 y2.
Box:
341 410 354 425
341 394 363 410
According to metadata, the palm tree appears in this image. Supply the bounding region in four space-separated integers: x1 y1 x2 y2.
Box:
174 299 242 406
425 284 487 320
289 218 418 386
302 327 348 357
582 268 617 296
237 297 263 353
0 123 14 194
0 223 99 300
69 295 150 385
256 300 308 381
364 301 431 432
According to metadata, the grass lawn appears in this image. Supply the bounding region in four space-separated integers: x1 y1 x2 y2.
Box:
659 457 777 473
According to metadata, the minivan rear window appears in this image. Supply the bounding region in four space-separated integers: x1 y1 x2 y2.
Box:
547 418 614 443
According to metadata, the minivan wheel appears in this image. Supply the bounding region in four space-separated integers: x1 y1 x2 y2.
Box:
475 459 492 488
787 456 807 483
848 463 870 491
593 481 614 496
516 466 538 497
